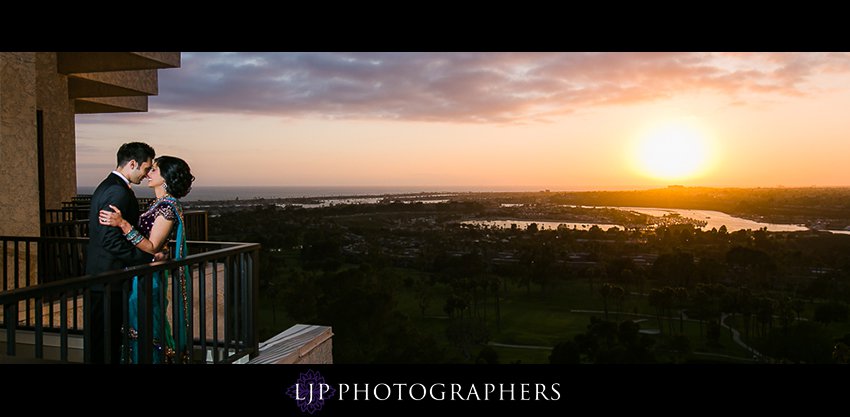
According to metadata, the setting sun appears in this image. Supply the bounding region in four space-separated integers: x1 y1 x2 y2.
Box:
634 120 713 181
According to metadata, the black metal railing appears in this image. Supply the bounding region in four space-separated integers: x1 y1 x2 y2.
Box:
72 195 92 204
1 237 88 289
0 236 260 364
46 198 208 241
62 195 92 209
45 208 89 223
43 220 89 238
41 213 207 241
183 210 209 241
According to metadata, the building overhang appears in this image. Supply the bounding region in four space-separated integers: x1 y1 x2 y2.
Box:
74 96 148 113
57 52 180 74
57 52 180 115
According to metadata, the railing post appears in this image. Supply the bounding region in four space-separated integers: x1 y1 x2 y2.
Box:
60 292 68 361
104 284 111 364
160 270 168 363
4 302 16 356
199 260 207 362
186 262 194 362
239 253 247 353
25 243 31 327
224 256 231 361
121 281 130 364
250 247 260 358
170 265 181 362
202 211 209 241
212 258 219 364
13 240 19 291
35 296 43 358
83 288 92 363
233 254 241 356
139 274 153 364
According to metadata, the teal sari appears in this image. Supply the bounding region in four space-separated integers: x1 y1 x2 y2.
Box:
123 197 191 364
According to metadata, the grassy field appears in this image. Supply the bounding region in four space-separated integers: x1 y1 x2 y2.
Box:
250 248 762 363
391 273 755 363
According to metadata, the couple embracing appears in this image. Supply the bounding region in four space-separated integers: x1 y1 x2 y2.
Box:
86 142 194 364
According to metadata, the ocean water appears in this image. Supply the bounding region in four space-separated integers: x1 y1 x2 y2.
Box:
76 185 601 201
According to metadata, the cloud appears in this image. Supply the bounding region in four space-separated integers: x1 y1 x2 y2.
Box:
140 52 850 123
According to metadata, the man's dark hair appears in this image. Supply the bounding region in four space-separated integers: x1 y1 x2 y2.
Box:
116 142 155 168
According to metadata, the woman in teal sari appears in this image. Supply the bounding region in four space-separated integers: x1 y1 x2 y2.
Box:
98 155 195 363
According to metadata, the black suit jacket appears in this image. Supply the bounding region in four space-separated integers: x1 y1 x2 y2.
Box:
85 173 153 277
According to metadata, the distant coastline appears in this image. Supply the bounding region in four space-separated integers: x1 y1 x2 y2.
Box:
74 185 850 233
76 185 652 202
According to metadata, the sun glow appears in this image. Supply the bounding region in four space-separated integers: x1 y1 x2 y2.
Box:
633 120 713 181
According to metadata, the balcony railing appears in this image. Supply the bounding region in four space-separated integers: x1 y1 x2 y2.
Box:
43 220 89 238
49 196 207 241
42 211 208 241
72 194 92 204
183 211 209 241
45 208 89 224
0 236 259 364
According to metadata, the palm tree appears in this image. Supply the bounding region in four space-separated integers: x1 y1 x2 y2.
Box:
692 286 709 337
586 266 598 296
790 297 804 321
738 287 753 339
621 268 635 293
755 297 775 338
661 287 676 335
612 285 626 323
649 289 665 334
599 283 613 320
491 276 502 332
675 287 689 333
777 297 794 335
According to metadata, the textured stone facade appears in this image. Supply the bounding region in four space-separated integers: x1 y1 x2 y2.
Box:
0 52 40 237
294 337 334 364
36 52 76 211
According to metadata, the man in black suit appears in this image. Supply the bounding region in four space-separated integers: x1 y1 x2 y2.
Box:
86 142 157 364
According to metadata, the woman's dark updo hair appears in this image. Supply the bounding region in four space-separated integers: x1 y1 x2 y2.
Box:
156 156 195 199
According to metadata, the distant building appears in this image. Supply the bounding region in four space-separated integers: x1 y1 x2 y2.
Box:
0 52 179 237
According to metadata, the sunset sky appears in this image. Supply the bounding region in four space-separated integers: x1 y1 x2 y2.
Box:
76 52 850 189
